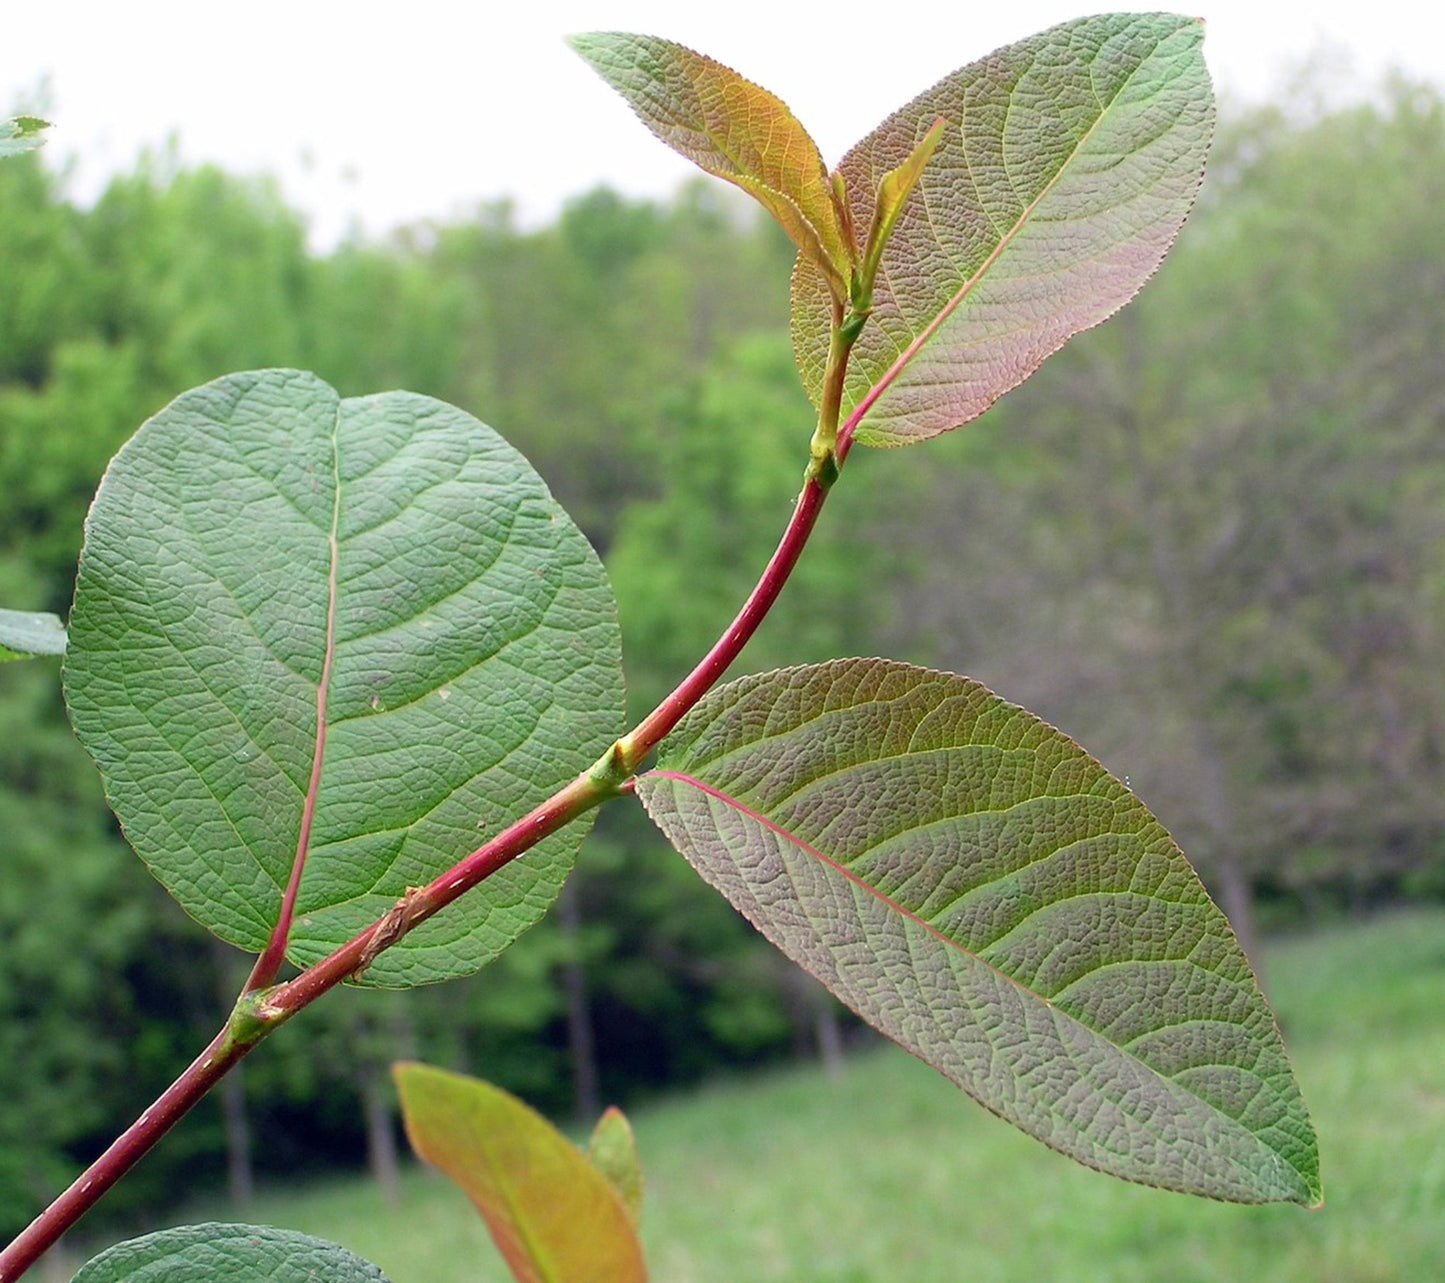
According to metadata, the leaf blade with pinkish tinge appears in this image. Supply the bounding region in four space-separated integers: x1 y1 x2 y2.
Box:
570 32 853 298
635 659 1320 1206
792 13 1214 446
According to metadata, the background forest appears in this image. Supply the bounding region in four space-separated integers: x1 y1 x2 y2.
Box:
3 73 1444 1241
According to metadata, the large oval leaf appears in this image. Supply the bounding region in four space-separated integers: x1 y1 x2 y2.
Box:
792 13 1214 446
395 1063 647 1283
635 659 1320 1205
64 370 624 985
71 1223 390 1282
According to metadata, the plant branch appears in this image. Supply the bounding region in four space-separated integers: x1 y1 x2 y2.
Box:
0 404 850 1278
2 184 882 1264
0 1024 248 1281
617 474 831 771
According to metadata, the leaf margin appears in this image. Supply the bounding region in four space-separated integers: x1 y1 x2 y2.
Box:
634 656 1321 1207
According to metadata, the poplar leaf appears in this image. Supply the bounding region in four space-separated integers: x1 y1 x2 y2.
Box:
395 1063 647 1283
635 659 1320 1205
64 370 624 986
792 13 1214 445
71 1223 390 1282
570 32 853 298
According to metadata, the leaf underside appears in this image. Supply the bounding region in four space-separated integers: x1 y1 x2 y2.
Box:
71 1222 390 1282
636 659 1320 1205
64 370 624 985
792 12 1215 445
395 1063 647 1283
0 607 67 662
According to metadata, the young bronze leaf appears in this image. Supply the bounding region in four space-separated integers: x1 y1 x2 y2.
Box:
792 13 1214 446
64 370 624 986
635 659 1320 1205
72 1223 390 1282
570 33 853 299
394 1063 647 1283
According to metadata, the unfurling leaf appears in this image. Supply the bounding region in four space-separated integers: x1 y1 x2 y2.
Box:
395 1063 647 1283
792 14 1215 446
589 1105 644 1226
71 1223 390 1282
64 370 624 986
636 659 1320 1205
857 116 947 303
0 607 67 662
570 32 853 300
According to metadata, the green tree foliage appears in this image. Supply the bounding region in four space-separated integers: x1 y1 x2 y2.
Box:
0 598 145 1231
608 333 901 716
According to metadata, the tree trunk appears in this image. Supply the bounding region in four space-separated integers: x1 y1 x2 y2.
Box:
557 878 600 1122
1110 317 1264 976
219 1067 254 1209
359 1063 400 1209
211 936 254 1207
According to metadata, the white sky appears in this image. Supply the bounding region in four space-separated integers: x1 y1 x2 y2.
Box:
5 2 1443 248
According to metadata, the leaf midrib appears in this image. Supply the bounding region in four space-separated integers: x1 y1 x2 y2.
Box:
278 401 345 936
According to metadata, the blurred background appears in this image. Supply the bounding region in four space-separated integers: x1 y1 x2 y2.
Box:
3 5 1444 1279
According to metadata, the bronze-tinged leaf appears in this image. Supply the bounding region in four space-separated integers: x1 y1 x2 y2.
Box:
636 659 1320 1206
571 32 853 298
792 14 1215 446
394 1063 647 1283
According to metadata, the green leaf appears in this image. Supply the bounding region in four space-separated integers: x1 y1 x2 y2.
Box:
857 117 947 303
792 14 1215 446
635 659 1320 1205
395 1062 647 1283
0 115 49 159
589 1105 644 1226
570 33 853 299
0 607 66 662
64 370 624 986
71 1222 390 1281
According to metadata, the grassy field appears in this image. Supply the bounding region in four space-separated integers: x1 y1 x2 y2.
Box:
78 909 1445 1281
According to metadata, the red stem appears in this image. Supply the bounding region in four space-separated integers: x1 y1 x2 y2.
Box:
0 1028 241 1280
0 469 835 1281
623 475 828 763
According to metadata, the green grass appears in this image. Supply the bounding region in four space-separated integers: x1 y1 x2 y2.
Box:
86 909 1445 1281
